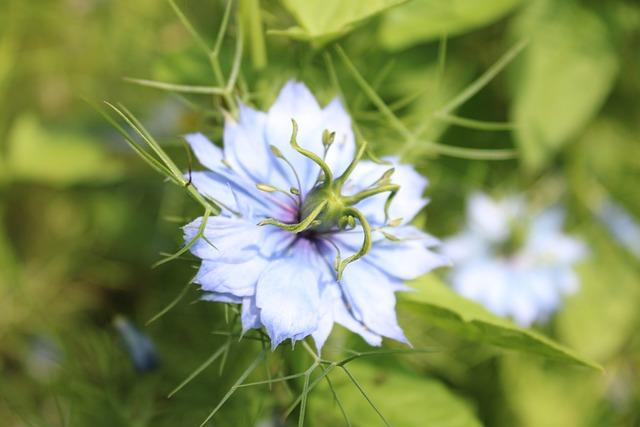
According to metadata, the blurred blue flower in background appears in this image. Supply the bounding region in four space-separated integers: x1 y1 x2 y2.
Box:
114 315 159 373
183 81 447 351
443 193 587 326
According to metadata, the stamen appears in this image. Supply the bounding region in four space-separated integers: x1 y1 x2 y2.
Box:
322 129 335 148
289 119 334 187
256 183 298 204
336 207 372 280
258 200 328 233
269 144 303 205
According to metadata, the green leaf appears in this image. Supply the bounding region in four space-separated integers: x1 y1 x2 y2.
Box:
556 229 640 362
401 275 602 370
6 114 124 186
275 0 406 45
501 354 602 427
378 0 523 50
510 0 619 174
312 362 482 427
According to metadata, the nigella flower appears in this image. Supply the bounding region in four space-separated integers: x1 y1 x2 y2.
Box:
182 81 447 350
443 193 587 327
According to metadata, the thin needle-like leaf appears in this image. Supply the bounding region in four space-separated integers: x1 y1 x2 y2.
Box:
200 351 266 426
225 18 244 92
168 0 210 55
212 0 233 58
336 46 412 140
123 77 227 95
438 39 529 115
341 366 391 427
297 368 312 427
146 279 192 325
325 375 352 427
168 343 230 398
435 114 517 131
282 364 334 420
153 207 212 268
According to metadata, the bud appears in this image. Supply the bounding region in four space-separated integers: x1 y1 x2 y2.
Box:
256 183 279 193
269 144 284 159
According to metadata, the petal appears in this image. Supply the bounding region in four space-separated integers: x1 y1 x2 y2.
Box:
255 245 322 348
467 193 523 242
333 300 383 346
442 231 491 263
451 260 511 317
223 103 289 188
194 256 268 297
241 296 262 333
184 215 269 263
266 81 324 193
189 171 268 217
339 261 409 344
201 292 242 304
333 225 448 280
185 133 224 171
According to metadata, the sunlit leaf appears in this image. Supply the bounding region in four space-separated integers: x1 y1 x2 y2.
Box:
556 229 640 362
312 362 482 427
401 275 601 370
378 0 523 50
275 0 406 44
501 355 602 427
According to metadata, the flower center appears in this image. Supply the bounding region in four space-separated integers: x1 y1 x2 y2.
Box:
496 220 529 258
255 119 400 279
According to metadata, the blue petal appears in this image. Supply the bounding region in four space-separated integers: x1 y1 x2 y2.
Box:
184 215 269 263
224 103 290 189
201 292 243 304
334 225 448 280
255 245 322 349
266 81 356 195
189 171 272 217
185 133 224 171
339 260 409 344
195 256 268 297
467 192 524 242
241 296 262 333
315 283 383 349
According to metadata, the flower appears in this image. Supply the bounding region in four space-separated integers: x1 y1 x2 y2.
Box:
442 193 587 326
182 81 447 350
114 315 159 373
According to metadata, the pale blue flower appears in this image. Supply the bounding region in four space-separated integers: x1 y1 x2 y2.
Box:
183 81 447 350
443 193 587 326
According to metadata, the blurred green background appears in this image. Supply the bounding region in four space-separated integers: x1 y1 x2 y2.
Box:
1 0 639 426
